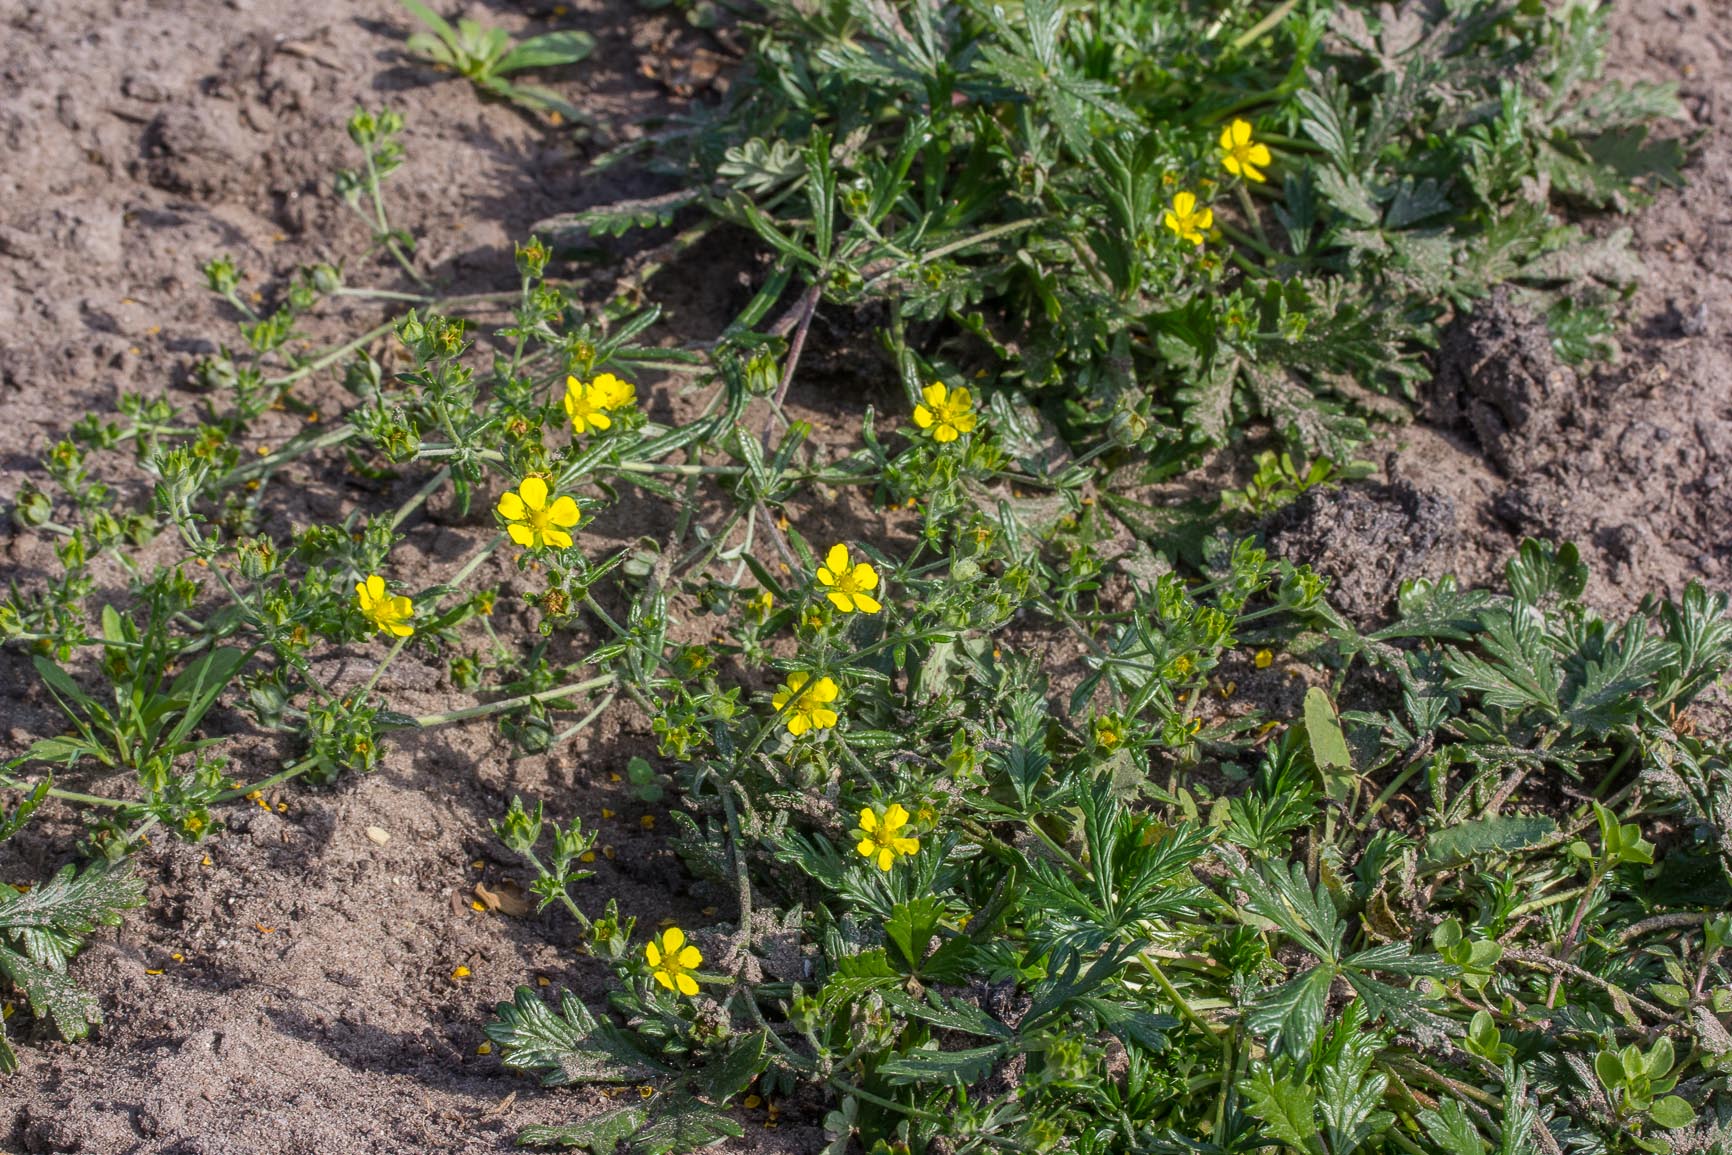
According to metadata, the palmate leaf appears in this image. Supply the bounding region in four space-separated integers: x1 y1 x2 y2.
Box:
1556 614 1676 733
1244 1069 1325 1155
627 1094 744 1155
0 859 143 1053
487 986 669 1085
518 1094 742 1155
1233 860 1453 1057
1024 783 1208 954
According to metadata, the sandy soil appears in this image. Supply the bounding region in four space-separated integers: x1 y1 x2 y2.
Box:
0 0 1727 1151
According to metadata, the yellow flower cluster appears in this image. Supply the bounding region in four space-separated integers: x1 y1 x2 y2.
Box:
563 372 636 436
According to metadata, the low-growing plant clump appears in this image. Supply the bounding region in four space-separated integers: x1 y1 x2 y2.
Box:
1 1 1728 1153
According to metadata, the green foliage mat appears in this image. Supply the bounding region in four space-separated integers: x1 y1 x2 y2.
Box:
1 2 1727 1153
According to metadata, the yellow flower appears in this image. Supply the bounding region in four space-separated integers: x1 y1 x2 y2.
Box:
852 803 920 871
589 372 636 410
771 671 839 736
1220 118 1272 183
497 476 581 549
816 544 881 614
563 372 635 436
1254 648 1274 669
912 382 978 443
355 574 414 637
1163 191 1213 246
645 926 702 997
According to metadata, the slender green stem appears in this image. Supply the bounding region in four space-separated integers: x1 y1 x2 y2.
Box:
406 674 617 728
1231 0 1300 50
46 786 131 809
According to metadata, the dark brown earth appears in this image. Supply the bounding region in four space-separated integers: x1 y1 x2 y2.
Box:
0 0 1727 1151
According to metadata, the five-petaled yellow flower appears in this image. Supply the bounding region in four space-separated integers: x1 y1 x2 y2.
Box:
852 803 920 871
913 382 978 443
816 544 881 614
772 671 840 736
355 574 414 637
645 926 702 997
1219 118 1272 184
563 372 636 436
1164 191 1213 246
497 476 581 550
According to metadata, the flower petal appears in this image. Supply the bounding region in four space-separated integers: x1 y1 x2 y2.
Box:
542 529 573 550
825 544 850 574
676 973 699 997
892 836 920 856
547 496 581 528
852 593 881 614
876 848 894 871
913 406 934 428
813 708 838 729
507 523 536 547
589 409 612 431
1174 191 1195 215
1232 118 1252 146
858 808 878 832
645 942 662 966
921 383 947 408
826 591 853 612
884 803 909 829
851 564 879 591
519 476 548 511
787 714 810 736
857 837 878 858
497 491 527 520
935 425 958 443
366 574 386 600
662 927 685 953
816 566 836 587
813 678 838 702
1248 143 1272 167
653 970 675 991
676 945 702 969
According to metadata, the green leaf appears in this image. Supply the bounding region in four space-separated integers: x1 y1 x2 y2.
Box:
519 1103 649 1151
1417 815 1559 873
1303 687 1352 800
495 30 595 74
1419 1097 1488 1155
884 896 946 973
1245 1068 1326 1155
877 1044 1007 1088
628 1093 743 1155
698 1030 765 1104
1647 1095 1695 1130
486 987 668 1085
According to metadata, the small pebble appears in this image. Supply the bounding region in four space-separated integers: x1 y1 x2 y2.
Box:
365 826 391 845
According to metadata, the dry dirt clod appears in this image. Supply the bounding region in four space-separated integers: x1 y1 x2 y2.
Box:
364 825 391 845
